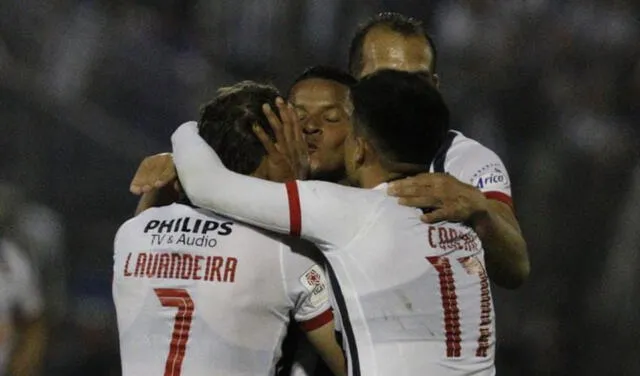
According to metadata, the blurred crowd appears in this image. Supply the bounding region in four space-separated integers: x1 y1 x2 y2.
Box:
0 0 638 375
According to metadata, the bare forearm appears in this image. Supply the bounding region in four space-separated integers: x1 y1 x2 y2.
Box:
471 200 529 289
135 191 159 215
305 321 346 376
135 185 179 215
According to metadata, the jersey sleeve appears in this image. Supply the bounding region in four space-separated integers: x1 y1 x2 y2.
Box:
3 241 44 319
445 140 514 209
282 243 333 332
172 121 382 249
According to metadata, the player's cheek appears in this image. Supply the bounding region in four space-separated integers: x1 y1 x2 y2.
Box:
329 134 348 158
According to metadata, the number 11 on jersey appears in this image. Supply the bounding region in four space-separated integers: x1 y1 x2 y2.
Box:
426 256 492 358
155 288 195 376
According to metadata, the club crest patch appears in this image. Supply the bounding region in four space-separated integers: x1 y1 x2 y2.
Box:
299 265 328 307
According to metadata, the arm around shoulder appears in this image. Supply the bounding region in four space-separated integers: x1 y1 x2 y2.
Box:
447 139 530 288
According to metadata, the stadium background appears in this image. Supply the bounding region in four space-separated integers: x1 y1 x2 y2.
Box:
0 0 638 374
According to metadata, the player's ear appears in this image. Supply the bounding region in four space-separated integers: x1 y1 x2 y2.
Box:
353 136 367 168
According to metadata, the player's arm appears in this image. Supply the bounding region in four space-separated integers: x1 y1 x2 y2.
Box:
130 152 180 215
388 154 529 289
468 196 529 289
171 121 370 247
134 185 179 215
287 252 345 376
304 320 346 376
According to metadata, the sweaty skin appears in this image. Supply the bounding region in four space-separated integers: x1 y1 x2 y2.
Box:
359 27 434 78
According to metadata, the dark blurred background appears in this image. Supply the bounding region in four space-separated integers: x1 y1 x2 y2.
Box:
0 0 638 375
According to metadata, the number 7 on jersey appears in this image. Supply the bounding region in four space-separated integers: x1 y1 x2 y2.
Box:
154 288 195 376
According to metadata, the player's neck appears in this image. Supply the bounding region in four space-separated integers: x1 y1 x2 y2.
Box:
358 164 402 189
359 162 428 189
250 162 269 180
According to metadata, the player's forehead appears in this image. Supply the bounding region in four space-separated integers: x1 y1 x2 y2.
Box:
360 27 434 75
289 78 351 111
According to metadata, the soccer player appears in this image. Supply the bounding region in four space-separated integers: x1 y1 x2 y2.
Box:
126 70 352 376
273 66 358 376
172 70 497 375
113 82 345 376
348 12 529 288
284 66 358 184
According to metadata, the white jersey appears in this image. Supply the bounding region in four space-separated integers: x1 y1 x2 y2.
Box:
283 130 510 376
430 130 513 208
0 239 44 375
172 122 496 376
113 203 332 376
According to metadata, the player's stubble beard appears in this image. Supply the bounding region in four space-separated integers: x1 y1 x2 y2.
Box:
306 136 351 185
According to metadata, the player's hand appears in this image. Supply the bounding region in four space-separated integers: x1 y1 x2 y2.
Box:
387 173 489 224
253 97 310 182
130 153 177 195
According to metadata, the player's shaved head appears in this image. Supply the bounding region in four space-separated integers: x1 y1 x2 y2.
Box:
348 12 437 79
198 81 280 175
349 70 449 167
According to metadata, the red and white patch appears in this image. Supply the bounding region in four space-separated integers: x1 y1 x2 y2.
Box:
305 269 322 286
299 265 328 308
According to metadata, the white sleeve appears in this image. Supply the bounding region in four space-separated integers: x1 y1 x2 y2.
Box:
171 121 381 249
3 242 44 319
282 244 333 331
445 140 514 208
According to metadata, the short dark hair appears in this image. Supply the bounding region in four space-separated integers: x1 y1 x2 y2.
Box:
288 65 357 95
198 81 280 175
351 69 449 165
348 12 438 77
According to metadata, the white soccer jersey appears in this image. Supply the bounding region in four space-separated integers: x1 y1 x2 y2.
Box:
113 203 332 376
430 130 513 208
0 239 44 375
172 122 496 376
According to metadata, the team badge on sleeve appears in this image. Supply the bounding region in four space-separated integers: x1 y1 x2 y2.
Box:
299 265 328 308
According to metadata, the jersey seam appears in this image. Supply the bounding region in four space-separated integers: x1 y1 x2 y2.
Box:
279 243 296 309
